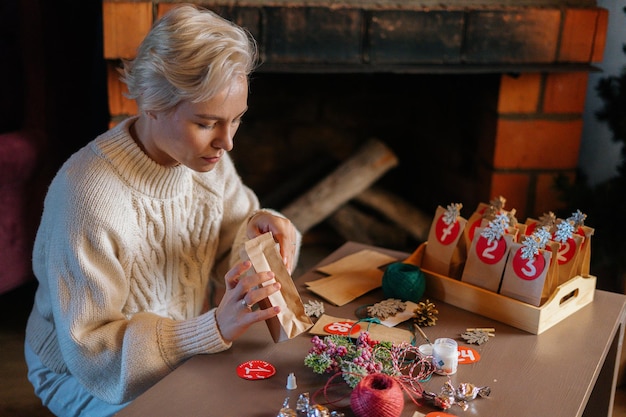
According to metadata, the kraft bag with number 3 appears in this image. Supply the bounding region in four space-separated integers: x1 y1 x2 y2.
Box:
422 205 467 279
461 227 514 292
499 242 553 306
242 232 313 343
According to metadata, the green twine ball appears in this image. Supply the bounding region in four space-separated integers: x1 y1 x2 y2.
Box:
381 262 425 303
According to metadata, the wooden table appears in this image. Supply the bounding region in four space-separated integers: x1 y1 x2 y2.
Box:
116 242 626 417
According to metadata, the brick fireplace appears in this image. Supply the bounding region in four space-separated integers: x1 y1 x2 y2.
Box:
102 0 608 239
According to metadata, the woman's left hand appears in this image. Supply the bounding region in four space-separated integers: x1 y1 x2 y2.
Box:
247 212 299 273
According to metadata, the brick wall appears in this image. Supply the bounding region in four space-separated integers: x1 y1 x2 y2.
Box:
101 1 608 224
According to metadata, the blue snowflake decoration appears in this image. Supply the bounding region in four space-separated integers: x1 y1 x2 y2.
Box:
520 226 551 260
443 203 463 225
534 226 552 248
554 220 575 244
520 235 540 260
567 210 587 228
480 212 509 244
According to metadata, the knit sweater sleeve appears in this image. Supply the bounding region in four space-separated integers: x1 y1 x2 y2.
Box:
27 124 240 404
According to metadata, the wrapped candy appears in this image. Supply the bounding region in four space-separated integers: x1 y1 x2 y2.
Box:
277 393 344 417
423 380 490 411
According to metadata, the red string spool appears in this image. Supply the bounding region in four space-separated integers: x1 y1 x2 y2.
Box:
350 373 404 417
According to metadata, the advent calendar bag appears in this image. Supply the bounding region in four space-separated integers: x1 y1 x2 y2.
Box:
242 232 313 343
500 242 552 306
422 205 467 279
554 233 584 286
574 225 594 277
461 227 514 292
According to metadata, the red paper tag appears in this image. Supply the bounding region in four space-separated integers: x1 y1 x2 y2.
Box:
435 215 461 245
458 345 480 365
236 360 276 380
426 412 457 417
475 235 507 265
324 321 361 335
512 247 546 281
556 236 576 265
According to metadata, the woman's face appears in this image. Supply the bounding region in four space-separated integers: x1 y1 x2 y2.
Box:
146 77 249 172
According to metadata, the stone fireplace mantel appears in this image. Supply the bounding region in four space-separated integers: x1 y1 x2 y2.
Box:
102 1 608 221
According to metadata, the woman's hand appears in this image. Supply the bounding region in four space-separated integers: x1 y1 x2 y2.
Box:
214 260 281 342
247 212 299 272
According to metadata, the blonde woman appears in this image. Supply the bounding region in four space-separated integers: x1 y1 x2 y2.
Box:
24 5 301 416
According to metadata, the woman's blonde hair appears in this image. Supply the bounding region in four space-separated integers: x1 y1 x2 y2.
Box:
121 4 258 113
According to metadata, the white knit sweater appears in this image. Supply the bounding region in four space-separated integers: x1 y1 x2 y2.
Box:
25 117 297 404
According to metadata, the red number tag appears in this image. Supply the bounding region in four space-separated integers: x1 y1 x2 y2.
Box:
475 235 507 265
236 360 276 380
556 236 576 265
324 321 361 336
435 214 460 245
457 345 480 365
512 248 546 281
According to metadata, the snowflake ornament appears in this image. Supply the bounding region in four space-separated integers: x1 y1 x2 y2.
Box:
567 210 587 228
554 219 575 244
304 300 325 318
520 235 540 260
534 226 552 248
480 212 509 244
367 299 406 320
520 226 551 260
443 203 463 225
538 212 557 231
489 196 506 212
461 330 491 345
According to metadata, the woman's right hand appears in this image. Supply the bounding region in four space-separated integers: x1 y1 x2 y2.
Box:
214 260 281 342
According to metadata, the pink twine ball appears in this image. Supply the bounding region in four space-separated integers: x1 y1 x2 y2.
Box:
350 373 404 417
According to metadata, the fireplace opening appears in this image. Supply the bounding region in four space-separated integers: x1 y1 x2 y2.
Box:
232 72 500 248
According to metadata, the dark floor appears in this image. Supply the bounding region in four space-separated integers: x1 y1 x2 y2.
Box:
2 242 626 417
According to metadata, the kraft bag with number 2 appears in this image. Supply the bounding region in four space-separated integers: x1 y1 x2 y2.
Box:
499 242 553 306
242 232 313 343
461 227 514 292
422 205 467 279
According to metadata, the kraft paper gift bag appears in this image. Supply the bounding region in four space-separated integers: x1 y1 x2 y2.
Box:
463 202 490 251
461 227 514 292
541 241 561 300
499 242 553 306
422 205 467 279
574 225 594 277
242 232 313 343
554 233 584 286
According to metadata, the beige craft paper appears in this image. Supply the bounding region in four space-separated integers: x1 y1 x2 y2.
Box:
243 232 313 343
308 314 413 345
305 250 398 306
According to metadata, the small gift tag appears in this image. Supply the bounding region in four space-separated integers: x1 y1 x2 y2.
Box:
309 314 413 345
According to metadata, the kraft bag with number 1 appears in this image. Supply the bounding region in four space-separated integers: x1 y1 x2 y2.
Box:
422 205 468 279
499 242 553 306
461 227 514 292
242 232 313 343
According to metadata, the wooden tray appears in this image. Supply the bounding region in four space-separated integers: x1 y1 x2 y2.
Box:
403 243 596 334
